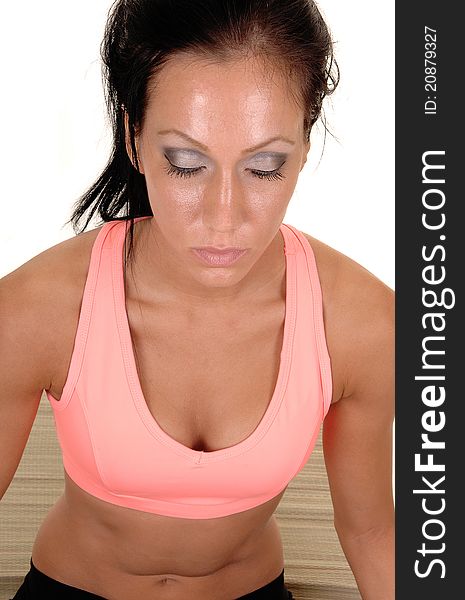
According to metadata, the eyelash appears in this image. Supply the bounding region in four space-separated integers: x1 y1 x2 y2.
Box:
163 162 286 181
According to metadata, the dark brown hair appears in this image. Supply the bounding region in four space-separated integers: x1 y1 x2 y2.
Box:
65 0 340 265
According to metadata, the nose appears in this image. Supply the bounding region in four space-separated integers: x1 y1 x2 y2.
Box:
202 169 243 233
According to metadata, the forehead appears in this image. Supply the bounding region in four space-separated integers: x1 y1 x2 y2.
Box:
144 53 303 136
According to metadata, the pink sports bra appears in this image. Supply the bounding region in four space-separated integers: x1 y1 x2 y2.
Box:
46 216 332 519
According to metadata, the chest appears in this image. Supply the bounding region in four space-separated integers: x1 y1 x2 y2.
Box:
125 293 286 453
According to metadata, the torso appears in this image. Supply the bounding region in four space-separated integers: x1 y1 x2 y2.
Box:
30 220 347 600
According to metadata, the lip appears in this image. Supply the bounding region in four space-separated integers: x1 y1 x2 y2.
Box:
194 246 248 253
191 247 248 267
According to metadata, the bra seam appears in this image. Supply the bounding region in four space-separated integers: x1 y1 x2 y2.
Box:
73 386 114 491
286 410 322 480
283 225 333 421
48 221 114 411
61 455 291 515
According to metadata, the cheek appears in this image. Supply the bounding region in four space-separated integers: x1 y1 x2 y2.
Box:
246 186 293 222
146 174 200 219
157 197 197 231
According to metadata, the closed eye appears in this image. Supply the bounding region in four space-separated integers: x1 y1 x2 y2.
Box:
164 163 204 179
251 168 285 181
163 160 286 181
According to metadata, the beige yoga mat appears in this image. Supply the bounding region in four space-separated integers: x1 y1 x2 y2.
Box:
0 392 360 599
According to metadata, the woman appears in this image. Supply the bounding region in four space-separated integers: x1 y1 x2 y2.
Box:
1 0 394 598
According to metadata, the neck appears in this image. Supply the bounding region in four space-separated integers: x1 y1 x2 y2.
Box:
124 218 286 309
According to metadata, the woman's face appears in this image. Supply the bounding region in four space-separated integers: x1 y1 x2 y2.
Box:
127 53 310 295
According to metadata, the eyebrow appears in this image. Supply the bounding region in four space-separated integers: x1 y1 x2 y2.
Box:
157 128 295 155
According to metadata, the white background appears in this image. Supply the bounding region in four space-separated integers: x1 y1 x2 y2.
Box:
0 0 395 288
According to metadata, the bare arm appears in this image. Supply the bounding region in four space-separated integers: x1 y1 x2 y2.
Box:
0 262 54 500
323 270 395 600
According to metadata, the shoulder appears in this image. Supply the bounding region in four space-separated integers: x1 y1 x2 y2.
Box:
3 225 104 296
298 230 394 402
0 225 104 390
